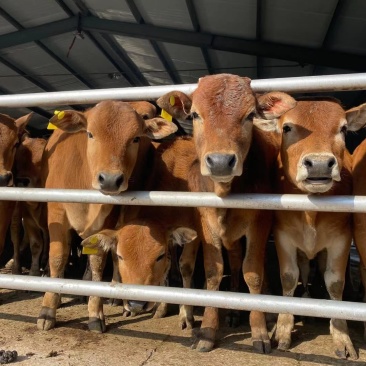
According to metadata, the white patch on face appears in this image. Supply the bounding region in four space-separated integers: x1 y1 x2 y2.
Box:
295 152 340 194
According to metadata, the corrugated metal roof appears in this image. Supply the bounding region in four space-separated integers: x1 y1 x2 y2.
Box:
0 0 364 130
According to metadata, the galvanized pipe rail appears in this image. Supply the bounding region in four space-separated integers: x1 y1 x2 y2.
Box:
0 73 364 107
1 187 366 213
0 274 365 321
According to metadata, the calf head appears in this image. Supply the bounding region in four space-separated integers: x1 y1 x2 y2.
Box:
157 74 295 195
48 101 176 194
0 113 32 187
255 99 366 193
14 135 47 188
82 219 197 314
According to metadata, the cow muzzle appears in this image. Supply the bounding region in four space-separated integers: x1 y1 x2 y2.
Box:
96 172 124 194
0 171 13 187
125 300 154 314
296 153 340 193
203 153 239 181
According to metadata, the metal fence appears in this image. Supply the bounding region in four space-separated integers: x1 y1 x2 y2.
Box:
1 72 366 320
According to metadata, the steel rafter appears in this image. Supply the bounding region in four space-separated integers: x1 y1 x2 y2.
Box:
125 0 181 84
185 0 215 75
0 15 365 72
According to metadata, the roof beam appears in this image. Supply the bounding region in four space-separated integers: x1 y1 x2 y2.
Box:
63 0 148 86
125 0 181 84
0 15 365 72
185 0 215 75
256 0 264 79
0 6 93 89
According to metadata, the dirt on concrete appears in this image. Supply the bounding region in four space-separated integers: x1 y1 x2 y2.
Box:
0 284 366 366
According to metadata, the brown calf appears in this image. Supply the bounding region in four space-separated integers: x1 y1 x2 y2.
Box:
84 137 200 329
10 134 48 276
351 106 366 341
157 74 296 353
255 99 366 359
0 113 32 258
37 101 177 332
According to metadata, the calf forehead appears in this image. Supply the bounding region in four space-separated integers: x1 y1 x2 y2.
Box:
283 100 345 132
88 101 142 136
117 221 166 254
192 74 255 122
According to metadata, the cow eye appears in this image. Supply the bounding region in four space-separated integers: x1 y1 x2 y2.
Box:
340 125 347 134
191 112 200 120
86 131 94 139
133 137 140 143
283 124 292 134
142 114 149 120
247 112 255 120
117 254 123 261
156 253 165 262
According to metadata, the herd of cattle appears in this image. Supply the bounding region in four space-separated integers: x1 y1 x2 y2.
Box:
1 73 366 360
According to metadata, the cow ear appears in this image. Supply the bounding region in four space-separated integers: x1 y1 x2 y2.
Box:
253 117 279 132
156 91 192 120
168 227 197 247
128 101 156 120
15 113 33 133
257 92 296 119
143 117 178 139
346 103 366 131
81 230 118 253
48 111 87 133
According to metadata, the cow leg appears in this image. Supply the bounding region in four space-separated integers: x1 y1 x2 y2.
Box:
225 240 242 328
26 220 44 276
325 242 357 360
353 212 366 339
37 203 69 331
88 252 108 333
10 202 22 274
297 250 310 296
244 216 271 354
108 251 123 307
179 238 200 330
274 232 299 351
191 222 223 352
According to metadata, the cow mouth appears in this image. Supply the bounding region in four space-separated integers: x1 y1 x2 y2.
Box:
209 175 234 183
305 177 332 185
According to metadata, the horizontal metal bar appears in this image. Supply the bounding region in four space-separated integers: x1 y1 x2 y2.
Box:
0 73 365 108
1 187 366 213
0 274 364 321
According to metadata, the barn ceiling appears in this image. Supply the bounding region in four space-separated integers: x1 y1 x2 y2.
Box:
0 0 365 131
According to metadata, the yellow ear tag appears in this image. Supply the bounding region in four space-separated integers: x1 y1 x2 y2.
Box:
47 110 65 130
161 109 172 122
47 122 58 130
82 236 99 255
169 95 175 106
82 246 99 255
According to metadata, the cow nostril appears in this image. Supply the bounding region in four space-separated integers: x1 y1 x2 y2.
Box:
228 154 236 168
205 155 213 168
116 174 124 187
328 158 336 168
304 158 313 168
98 174 105 184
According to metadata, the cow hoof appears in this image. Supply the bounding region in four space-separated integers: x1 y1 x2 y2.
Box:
179 316 194 330
191 328 215 352
108 298 123 307
88 318 106 333
334 344 358 360
29 269 41 277
253 338 271 354
277 340 291 351
225 310 240 328
37 307 56 331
